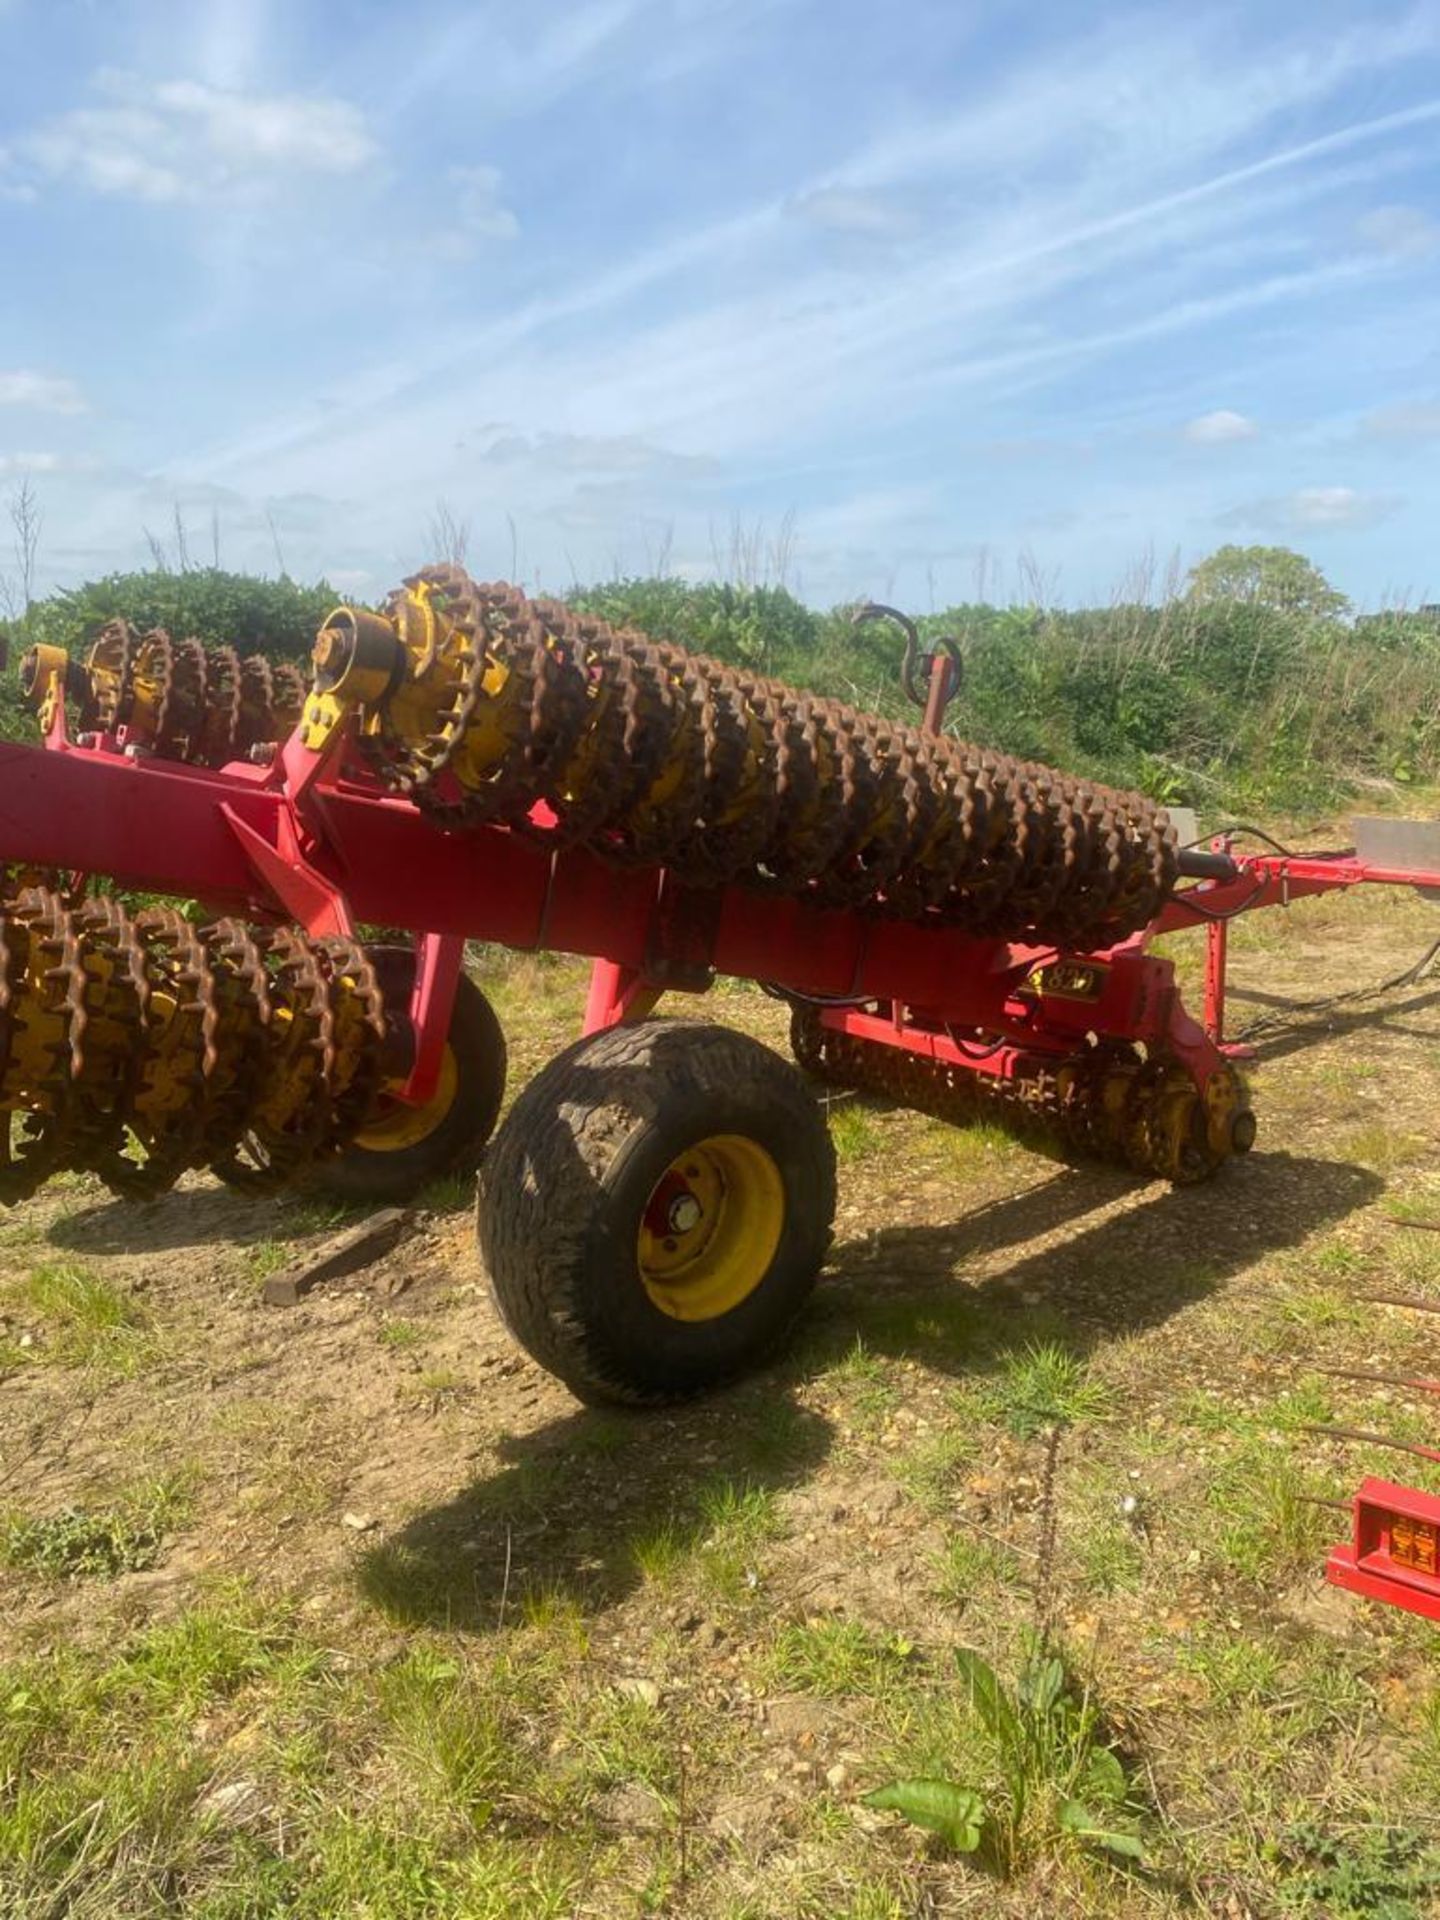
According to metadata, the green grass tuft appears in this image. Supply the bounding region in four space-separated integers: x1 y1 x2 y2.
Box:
828 1102 882 1162
377 1317 430 1351
18 1261 152 1372
762 1620 912 1698
931 1534 1025 1608
983 1342 1112 1438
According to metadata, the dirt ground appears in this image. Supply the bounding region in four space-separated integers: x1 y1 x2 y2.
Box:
5 869 1440 1917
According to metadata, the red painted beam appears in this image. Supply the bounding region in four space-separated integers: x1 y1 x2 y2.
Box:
1326 1476 1440 1624
0 739 1062 1022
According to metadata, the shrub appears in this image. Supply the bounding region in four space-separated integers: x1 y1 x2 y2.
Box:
26 567 338 662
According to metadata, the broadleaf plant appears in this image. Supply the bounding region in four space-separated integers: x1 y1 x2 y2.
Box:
864 1781 984 1853
864 1641 1145 1877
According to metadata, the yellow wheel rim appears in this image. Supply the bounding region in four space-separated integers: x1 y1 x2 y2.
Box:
352 1045 460 1153
636 1134 784 1322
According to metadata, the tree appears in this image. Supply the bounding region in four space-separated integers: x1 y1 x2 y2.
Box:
1185 545 1350 620
2 475 42 624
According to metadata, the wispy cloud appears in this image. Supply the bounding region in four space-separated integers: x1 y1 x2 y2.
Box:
188 76 1425 485
0 370 87 413
789 187 915 238
451 165 526 245
388 0 652 117
1363 400 1440 439
11 3 1440 603
1222 484 1401 531
0 451 102 477
1355 202 1439 257
10 70 379 203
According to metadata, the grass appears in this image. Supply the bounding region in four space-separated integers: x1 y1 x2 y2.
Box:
935 1118 1019 1172
762 1620 914 1698
1072 1516 1144 1597
931 1534 1026 1609
1338 1123 1429 1173
895 1429 976 1514
418 1170 476 1213
827 1102 882 1162
241 1196 366 1281
377 1317 431 1351
243 1236 294 1280
9 1260 153 1372
9 910 1440 1916
1177 1632 1285 1706
1270 1824 1440 1920
827 1336 901 1432
981 1343 1112 1438
1204 1442 1333 1581
1276 1285 1367 1331
629 1476 784 1603
2 1474 189 1580
409 1365 470 1411
0 1589 586 1919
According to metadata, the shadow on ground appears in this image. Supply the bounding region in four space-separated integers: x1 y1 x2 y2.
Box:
358 1148 1379 1635
356 1387 834 1634
800 1148 1383 1374
1225 981 1440 1062
45 1180 365 1256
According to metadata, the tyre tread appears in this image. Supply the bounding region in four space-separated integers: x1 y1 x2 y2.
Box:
479 1019 835 1404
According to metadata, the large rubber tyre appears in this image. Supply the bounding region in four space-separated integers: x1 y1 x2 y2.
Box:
478 1019 836 1405
310 960 506 1205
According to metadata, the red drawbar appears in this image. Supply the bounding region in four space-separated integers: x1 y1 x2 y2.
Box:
1325 1476 1440 1624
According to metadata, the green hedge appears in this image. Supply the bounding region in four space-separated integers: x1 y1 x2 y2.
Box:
24 568 337 660
6 564 1440 812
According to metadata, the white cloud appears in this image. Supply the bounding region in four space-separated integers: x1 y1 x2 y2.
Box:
0 451 107 479
0 145 36 201
0 451 63 476
12 72 379 204
1222 485 1398 532
451 165 519 242
1291 485 1388 527
124 11 1440 597
152 79 376 173
416 165 519 262
1363 402 1440 440
790 188 914 238
1355 202 1439 258
477 431 712 479
1184 409 1258 444
25 107 187 201
0 370 86 414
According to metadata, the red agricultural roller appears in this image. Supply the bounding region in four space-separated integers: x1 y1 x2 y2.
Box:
2 567 1437 1612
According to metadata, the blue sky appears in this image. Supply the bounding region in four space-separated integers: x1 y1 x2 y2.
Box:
2 0 1439 610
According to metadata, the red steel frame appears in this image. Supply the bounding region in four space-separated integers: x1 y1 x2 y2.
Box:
8 696 1440 1117
6 686 1440 1621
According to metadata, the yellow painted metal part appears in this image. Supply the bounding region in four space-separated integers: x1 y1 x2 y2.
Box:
299 689 348 752
133 988 202 1124
0 928 71 1113
637 1133 784 1322
352 1044 459 1152
304 606 410 749
248 997 321 1135
21 645 70 733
